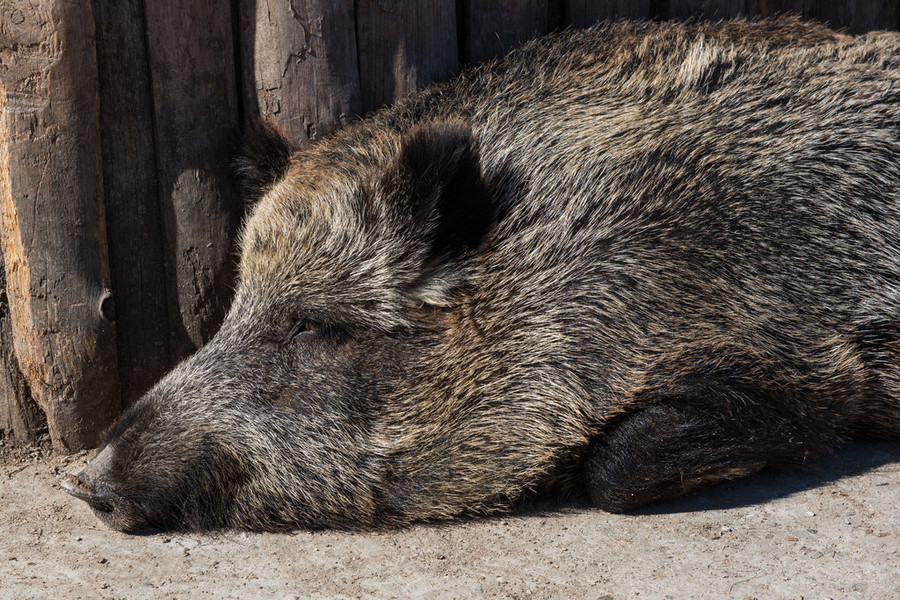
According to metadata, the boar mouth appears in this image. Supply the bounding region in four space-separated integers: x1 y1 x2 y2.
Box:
61 474 115 513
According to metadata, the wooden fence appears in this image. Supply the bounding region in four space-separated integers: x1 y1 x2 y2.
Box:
1 0 898 452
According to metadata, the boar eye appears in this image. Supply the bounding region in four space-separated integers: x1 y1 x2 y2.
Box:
288 318 320 342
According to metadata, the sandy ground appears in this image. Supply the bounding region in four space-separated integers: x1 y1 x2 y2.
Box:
1 441 897 600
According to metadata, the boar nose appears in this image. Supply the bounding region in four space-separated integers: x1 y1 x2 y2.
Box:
61 474 114 513
60 444 116 512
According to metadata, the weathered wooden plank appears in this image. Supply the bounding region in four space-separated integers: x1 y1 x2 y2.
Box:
144 0 242 359
566 0 653 27
0 0 121 451
812 0 897 33
356 0 459 114
240 0 362 145
1 249 45 445
463 0 549 64
758 0 898 32
91 0 172 406
663 1 757 20
757 0 814 20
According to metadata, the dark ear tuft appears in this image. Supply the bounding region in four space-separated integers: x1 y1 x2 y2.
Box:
393 121 494 261
234 119 294 204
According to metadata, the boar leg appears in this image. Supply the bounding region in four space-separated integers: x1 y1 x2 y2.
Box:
583 393 841 512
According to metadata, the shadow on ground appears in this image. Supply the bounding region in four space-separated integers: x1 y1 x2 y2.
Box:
635 441 900 515
511 441 900 520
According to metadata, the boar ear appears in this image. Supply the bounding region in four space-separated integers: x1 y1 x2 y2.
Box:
234 118 294 205
388 122 495 305
390 120 494 274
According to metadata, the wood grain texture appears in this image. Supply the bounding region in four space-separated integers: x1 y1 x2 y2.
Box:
566 0 653 26
756 0 813 20
759 0 898 33
240 0 362 145
662 0 757 19
144 0 242 360
463 0 549 64
356 0 459 114
91 0 172 406
1 249 45 445
0 0 121 451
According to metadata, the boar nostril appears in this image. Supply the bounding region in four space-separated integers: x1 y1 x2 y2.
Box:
61 474 91 499
61 474 114 512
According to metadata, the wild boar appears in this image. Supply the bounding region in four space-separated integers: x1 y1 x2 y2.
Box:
62 18 900 532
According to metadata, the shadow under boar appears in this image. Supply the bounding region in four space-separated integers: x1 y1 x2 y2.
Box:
62 18 900 532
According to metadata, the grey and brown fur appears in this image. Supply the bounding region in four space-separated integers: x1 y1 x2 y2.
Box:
63 18 900 532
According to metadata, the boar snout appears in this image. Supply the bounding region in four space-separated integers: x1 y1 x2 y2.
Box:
61 445 155 533
62 444 116 509
61 474 114 513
